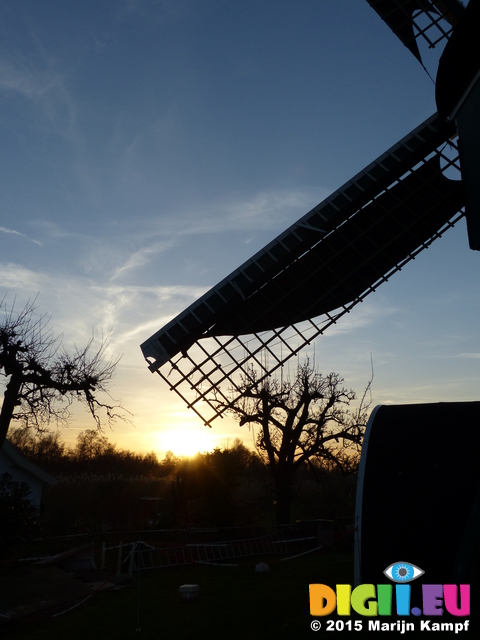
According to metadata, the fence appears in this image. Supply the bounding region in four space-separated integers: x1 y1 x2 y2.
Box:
99 523 334 575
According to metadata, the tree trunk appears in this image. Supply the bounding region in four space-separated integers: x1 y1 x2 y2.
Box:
275 493 292 526
275 476 293 525
0 375 22 450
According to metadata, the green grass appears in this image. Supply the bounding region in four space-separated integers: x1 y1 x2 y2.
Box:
2 550 351 640
2 550 477 640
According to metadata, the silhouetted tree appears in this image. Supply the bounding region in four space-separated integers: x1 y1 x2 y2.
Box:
74 429 117 460
0 473 40 555
0 297 124 450
218 358 372 525
8 426 66 471
170 442 262 527
160 450 182 476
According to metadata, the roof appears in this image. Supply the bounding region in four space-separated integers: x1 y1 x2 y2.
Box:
1 440 58 487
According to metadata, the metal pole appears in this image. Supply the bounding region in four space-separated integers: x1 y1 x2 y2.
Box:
136 542 141 633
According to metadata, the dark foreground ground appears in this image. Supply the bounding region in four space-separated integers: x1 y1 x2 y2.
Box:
1 550 476 640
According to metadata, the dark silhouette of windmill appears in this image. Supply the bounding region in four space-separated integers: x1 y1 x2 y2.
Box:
141 0 479 426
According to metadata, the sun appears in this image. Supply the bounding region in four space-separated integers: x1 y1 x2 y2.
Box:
159 428 217 458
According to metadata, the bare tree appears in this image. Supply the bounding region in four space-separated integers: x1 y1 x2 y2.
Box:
74 429 117 460
0 297 125 450
8 426 66 466
218 358 372 525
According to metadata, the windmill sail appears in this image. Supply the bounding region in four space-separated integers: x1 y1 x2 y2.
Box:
141 114 463 425
141 113 462 372
366 0 464 63
140 0 475 427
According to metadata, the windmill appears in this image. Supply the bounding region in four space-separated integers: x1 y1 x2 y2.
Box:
140 0 479 427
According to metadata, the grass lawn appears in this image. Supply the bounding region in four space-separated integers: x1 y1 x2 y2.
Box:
2 550 350 640
2 549 476 640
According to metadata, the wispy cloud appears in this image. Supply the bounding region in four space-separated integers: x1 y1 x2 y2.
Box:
122 186 329 245
322 298 401 338
0 52 78 141
171 187 330 236
67 185 330 286
29 220 72 240
0 261 205 351
0 225 41 246
0 261 207 440
0 263 51 292
0 226 22 237
0 58 58 100
110 241 173 281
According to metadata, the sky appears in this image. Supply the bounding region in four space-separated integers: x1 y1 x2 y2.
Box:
1 0 478 458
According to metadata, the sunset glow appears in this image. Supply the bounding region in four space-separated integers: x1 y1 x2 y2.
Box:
158 428 218 458
1 2 479 458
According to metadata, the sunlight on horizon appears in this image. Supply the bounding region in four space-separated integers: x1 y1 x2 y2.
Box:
157 427 218 458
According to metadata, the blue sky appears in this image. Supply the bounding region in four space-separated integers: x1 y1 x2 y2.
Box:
1 0 478 456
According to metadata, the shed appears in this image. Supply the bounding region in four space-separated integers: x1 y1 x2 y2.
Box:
0 440 57 506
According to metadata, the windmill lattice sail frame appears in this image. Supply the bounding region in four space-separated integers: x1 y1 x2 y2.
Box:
141 114 464 426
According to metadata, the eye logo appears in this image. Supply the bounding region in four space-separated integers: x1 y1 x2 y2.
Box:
383 561 424 583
